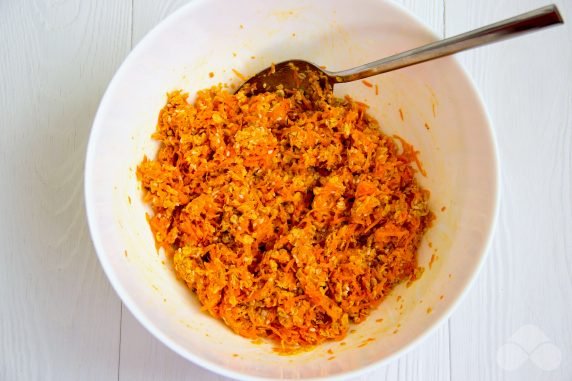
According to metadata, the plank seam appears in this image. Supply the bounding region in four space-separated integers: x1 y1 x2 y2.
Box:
130 0 134 49
119 1 133 377
443 0 447 38
448 319 453 381
117 304 123 381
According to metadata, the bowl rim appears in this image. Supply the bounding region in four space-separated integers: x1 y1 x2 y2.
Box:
84 0 500 379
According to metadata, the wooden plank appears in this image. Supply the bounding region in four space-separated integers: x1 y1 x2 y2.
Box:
445 0 572 380
0 0 131 380
118 306 226 381
121 1 450 381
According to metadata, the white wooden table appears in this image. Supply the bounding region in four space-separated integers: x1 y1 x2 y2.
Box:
1 0 570 380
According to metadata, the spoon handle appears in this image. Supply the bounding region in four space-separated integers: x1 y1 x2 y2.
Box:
332 4 563 82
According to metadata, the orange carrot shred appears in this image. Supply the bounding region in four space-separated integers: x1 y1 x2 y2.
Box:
232 68 246 81
362 80 373 88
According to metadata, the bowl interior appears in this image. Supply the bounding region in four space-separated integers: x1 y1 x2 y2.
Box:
85 0 498 379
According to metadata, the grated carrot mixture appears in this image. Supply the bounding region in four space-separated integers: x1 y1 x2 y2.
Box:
137 83 433 350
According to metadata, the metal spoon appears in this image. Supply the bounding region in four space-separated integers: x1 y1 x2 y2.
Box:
237 4 563 96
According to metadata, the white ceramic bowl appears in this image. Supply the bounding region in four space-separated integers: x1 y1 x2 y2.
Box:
85 0 499 379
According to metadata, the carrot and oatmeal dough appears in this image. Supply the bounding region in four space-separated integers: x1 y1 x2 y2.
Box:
137 82 433 350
